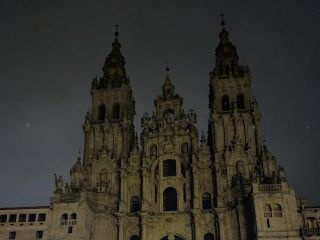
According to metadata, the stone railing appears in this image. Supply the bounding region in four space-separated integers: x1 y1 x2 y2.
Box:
60 220 77 226
258 184 282 193
301 227 320 236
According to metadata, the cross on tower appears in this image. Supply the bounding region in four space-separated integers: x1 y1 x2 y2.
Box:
114 24 120 37
219 13 225 27
165 61 170 72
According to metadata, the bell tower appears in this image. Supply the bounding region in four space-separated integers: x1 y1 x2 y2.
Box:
83 28 135 167
208 19 301 239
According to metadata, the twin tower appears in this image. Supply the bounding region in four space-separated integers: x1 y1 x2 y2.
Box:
48 23 312 240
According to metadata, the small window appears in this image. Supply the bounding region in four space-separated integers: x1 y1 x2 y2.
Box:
264 204 272 218
237 94 245 109
202 192 212 210
18 214 26 222
36 231 43 239
9 231 16 239
130 235 139 240
130 196 140 213
68 226 73 234
204 233 214 240
70 213 77 225
222 95 230 111
60 213 68 225
112 103 120 120
38 213 46 222
28 214 36 222
0 214 7 223
267 219 270 228
163 187 177 211
9 214 17 223
163 159 176 177
98 104 106 121
273 204 282 217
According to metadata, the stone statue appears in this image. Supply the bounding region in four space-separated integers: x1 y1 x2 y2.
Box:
54 174 64 194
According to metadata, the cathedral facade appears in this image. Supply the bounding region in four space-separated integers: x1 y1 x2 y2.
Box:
0 23 319 240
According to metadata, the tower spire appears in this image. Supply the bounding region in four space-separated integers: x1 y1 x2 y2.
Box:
213 17 245 77
100 25 127 88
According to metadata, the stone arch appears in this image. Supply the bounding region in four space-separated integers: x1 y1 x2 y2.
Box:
129 235 139 240
204 233 214 240
160 233 187 240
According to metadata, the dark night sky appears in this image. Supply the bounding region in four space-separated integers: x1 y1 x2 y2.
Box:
0 0 319 207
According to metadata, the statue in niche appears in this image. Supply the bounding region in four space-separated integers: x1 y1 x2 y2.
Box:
85 111 91 124
250 168 258 183
236 161 245 177
278 166 286 182
141 112 150 129
54 174 64 193
65 182 72 194
150 144 157 158
164 109 174 126
187 109 197 125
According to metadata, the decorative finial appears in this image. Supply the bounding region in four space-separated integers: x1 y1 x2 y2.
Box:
219 13 225 27
114 23 120 37
77 147 82 160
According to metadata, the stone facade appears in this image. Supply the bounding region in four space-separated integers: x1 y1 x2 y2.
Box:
0 25 319 240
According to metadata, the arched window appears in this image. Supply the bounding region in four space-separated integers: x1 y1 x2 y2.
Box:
130 235 139 240
98 104 106 121
204 232 214 240
264 204 272 218
163 159 176 177
273 204 282 217
221 95 230 111
150 144 157 158
112 103 120 120
130 196 140 213
60 213 68 225
70 213 77 225
237 94 245 109
181 142 188 155
163 187 177 211
202 192 212 210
